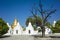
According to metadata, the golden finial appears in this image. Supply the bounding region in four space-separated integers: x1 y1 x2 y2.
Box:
11 18 18 29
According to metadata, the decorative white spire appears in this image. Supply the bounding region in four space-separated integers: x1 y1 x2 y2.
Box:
28 22 32 26
7 23 11 27
53 20 56 27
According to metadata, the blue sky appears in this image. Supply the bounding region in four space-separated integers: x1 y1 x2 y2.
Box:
0 0 60 27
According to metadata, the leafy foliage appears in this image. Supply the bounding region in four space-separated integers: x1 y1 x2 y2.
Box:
0 18 9 35
26 16 42 26
52 20 60 33
55 20 60 27
35 16 42 26
26 17 35 26
45 22 52 28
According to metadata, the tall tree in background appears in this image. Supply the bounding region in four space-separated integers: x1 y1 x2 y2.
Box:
26 16 42 26
0 18 9 36
52 20 60 33
31 0 56 37
55 20 60 27
26 17 35 26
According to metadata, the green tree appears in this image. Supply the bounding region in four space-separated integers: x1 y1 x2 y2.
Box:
45 22 52 28
52 20 60 33
26 16 42 26
0 18 9 35
55 20 60 27
26 17 35 26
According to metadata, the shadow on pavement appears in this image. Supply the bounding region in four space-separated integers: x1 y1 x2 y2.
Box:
32 35 60 38
0 35 10 38
50 36 60 38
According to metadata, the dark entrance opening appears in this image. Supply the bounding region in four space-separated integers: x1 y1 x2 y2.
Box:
29 30 30 34
16 30 18 34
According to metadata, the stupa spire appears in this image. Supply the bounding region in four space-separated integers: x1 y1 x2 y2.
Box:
11 18 18 29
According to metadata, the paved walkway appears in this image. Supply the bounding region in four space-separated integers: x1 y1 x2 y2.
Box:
0 35 34 40
0 35 60 40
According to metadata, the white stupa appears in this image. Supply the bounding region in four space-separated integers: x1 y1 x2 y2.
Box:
25 22 38 35
11 18 23 35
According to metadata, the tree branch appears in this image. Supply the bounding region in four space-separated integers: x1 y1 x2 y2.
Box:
31 10 37 18
44 9 56 22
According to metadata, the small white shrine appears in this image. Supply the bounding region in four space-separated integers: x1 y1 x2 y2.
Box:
24 22 38 35
5 18 52 35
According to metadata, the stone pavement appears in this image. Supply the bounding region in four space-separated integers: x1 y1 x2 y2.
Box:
0 35 60 40
0 35 34 40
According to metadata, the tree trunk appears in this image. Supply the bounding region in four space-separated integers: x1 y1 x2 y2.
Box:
42 26 45 37
41 19 45 37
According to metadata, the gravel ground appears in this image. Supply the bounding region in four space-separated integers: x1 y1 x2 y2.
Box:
0 35 60 40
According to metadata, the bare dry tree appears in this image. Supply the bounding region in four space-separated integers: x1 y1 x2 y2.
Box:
31 0 56 37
